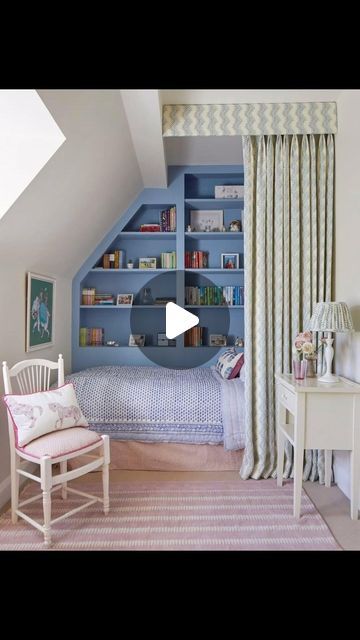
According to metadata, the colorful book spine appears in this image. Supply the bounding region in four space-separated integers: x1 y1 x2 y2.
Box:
82 288 96 305
185 286 244 306
161 251 176 268
160 206 176 232
185 251 209 268
79 327 104 346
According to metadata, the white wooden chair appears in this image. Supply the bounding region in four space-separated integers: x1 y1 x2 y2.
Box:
2 354 110 547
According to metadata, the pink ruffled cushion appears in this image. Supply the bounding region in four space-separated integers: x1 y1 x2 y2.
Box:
18 427 102 459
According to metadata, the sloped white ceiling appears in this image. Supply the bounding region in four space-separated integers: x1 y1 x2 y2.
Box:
0 90 66 221
121 90 167 187
0 90 143 277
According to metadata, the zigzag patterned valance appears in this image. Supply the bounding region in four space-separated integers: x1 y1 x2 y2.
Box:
162 102 337 136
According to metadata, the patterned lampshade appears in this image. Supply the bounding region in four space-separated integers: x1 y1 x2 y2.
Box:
308 302 354 332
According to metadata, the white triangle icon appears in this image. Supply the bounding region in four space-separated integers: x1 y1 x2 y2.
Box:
166 302 199 339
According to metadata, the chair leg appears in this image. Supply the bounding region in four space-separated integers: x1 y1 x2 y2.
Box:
101 435 110 515
10 450 19 524
60 461 67 499
41 455 52 547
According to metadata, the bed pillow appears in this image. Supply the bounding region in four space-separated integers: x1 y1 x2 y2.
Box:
215 350 244 380
3 383 89 447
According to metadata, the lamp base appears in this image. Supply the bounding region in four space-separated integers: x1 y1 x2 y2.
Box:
318 372 340 383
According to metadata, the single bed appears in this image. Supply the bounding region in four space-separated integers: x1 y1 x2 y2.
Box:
64 365 245 452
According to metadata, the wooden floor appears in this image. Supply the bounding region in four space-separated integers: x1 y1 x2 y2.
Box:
2 470 359 550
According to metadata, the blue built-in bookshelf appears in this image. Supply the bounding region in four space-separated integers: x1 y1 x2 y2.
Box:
72 166 244 372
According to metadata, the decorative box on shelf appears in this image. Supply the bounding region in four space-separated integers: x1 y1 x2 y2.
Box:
215 185 244 199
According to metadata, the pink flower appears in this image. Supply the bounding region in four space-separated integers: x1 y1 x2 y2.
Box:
302 331 312 341
295 339 304 349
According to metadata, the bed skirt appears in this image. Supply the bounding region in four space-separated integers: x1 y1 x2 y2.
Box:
70 440 244 471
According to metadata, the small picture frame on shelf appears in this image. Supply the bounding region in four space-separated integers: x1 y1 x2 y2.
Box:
215 185 244 199
221 253 239 270
116 293 133 306
209 334 227 347
157 332 168 346
190 210 224 232
129 334 145 347
139 257 157 269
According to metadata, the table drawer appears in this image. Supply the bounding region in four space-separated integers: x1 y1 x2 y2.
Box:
278 384 295 414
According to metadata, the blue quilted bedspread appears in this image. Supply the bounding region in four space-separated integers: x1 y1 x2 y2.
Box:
64 366 244 449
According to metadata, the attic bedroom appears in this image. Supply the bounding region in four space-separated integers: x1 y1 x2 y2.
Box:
0 88 359 552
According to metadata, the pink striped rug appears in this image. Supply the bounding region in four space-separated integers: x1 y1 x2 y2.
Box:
0 479 340 550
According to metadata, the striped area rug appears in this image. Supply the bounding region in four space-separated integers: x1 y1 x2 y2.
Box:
0 479 340 550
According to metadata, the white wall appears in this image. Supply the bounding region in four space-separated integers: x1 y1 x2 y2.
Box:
0 90 142 505
334 90 360 504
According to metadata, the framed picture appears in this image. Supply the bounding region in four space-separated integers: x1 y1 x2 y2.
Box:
129 334 145 347
116 293 133 306
221 253 239 270
190 210 224 232
26 272 55 352
209 334 227 347
139 257 157 269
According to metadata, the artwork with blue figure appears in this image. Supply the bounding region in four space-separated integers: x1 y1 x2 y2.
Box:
27 273 55 351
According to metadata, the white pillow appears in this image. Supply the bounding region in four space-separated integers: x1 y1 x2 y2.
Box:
3 383 89 447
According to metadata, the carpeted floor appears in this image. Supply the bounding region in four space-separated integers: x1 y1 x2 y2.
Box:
0 478 341 550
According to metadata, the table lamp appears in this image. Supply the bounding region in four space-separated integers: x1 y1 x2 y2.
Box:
307 301 354 383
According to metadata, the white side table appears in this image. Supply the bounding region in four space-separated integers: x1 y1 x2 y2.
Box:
275 373 360 520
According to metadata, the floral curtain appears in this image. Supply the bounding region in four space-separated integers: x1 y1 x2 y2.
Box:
240 134 335 482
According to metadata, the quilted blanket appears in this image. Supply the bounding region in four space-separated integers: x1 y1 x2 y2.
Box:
64 366 244 450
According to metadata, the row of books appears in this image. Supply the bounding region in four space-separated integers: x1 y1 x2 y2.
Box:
185 286 244 306
93 293 115 305
82 288 96 305
184 326 205 347
161 251 176 269
185 251 209 269
160 206 176 232
138 207 177 233
80 327 104 346
102 250 124 269
82 289 115 305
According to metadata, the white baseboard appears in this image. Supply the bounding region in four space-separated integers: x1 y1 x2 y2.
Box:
0 462 37 510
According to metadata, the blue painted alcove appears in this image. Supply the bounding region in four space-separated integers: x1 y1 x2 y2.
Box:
72 165 244 372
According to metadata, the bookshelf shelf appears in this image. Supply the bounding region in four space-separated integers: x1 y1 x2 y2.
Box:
74 166 244 366
185 305 244 309
185 268 244 273
89 268 173 273
80 305 167 309
117 232 176 238
185 232 243 239
185 198 244 209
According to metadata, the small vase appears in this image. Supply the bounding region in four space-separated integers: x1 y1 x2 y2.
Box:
293 359 307 380
305 356 317 378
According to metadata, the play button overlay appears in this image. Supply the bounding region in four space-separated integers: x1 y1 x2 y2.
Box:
130 270 232 369
166 302 199 339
